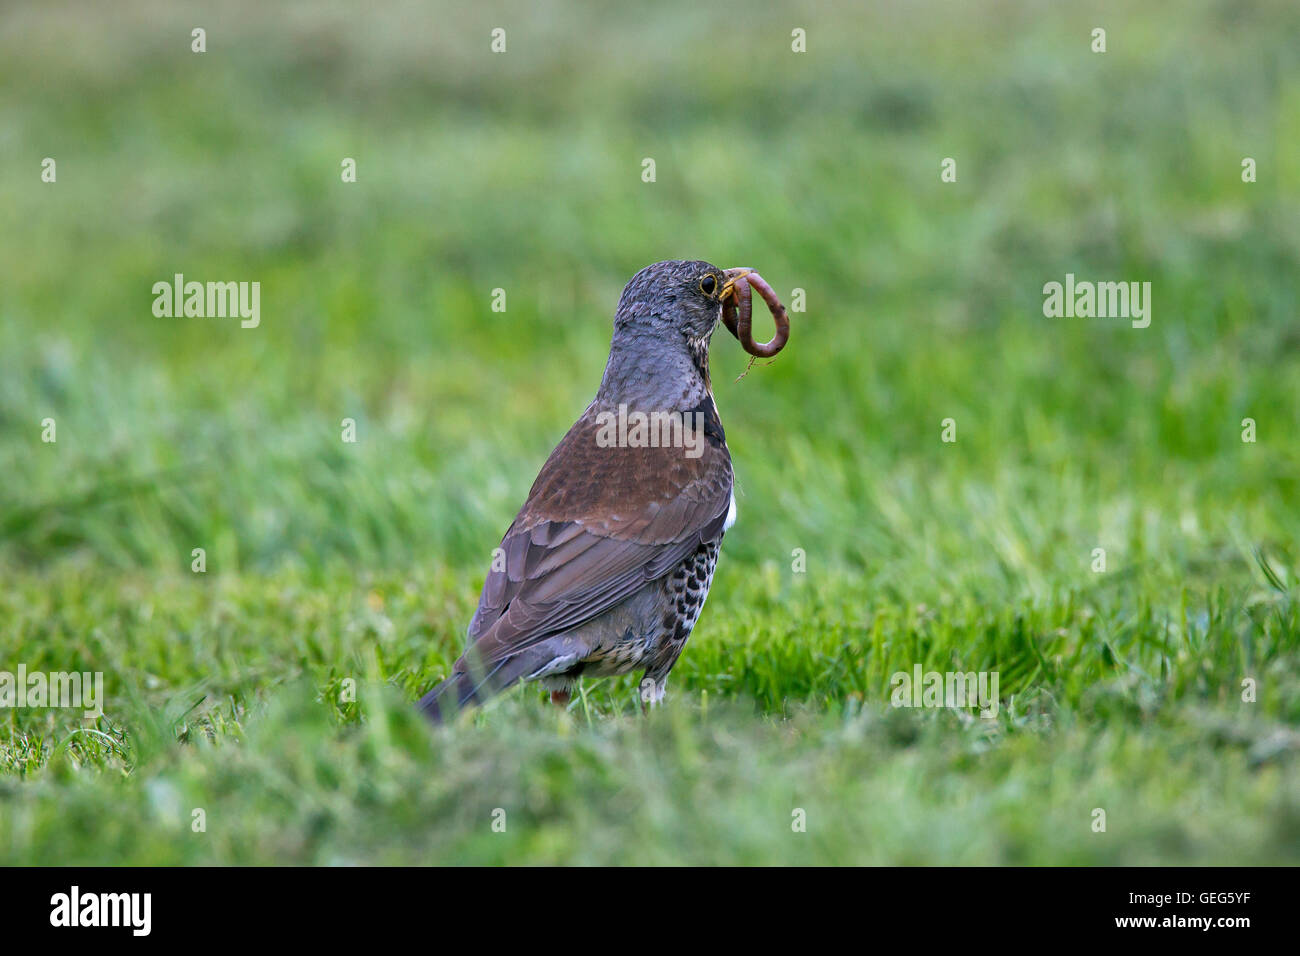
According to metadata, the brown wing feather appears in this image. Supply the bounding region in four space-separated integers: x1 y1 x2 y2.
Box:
460 402 732 668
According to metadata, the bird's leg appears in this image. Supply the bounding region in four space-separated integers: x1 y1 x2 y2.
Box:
638 676 665 713
549 689 571 707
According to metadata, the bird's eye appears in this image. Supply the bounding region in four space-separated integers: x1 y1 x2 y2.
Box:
699 274 717 296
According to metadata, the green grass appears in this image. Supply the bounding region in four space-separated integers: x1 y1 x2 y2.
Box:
1 0 1298 864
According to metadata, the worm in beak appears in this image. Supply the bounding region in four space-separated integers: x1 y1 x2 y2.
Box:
720 267 790 359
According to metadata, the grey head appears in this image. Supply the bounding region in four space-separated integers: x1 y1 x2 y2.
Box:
597 259 732 409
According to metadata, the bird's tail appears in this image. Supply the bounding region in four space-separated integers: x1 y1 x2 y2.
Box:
416 649 546 724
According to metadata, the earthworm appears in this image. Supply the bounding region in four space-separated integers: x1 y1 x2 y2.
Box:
721 270 790 358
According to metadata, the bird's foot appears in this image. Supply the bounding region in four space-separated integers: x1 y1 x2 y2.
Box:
638 677 666 710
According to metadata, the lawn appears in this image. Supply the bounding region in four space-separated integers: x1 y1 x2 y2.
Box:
1 0 1298 864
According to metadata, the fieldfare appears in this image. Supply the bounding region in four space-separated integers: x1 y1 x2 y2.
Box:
418 259 787 721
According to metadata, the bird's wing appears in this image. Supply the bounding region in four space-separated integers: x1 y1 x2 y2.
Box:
459 401 732 668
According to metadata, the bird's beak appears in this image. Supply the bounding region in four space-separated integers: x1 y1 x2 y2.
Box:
719 267 753 305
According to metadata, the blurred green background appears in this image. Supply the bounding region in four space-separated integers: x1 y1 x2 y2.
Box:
1 0 1298 864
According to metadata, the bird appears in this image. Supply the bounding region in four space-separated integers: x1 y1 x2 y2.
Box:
418 259 756 722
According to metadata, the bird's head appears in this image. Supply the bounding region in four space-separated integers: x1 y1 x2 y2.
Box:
599 259 776 406
613 259 752 343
